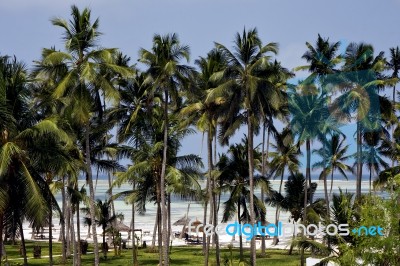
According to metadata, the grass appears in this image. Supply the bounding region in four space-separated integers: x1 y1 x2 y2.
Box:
3 241 307 265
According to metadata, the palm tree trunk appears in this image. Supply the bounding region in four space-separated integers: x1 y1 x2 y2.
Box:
204 127 213 266
0 214 4 263
167 194 171 254
392 85 396 168
65 186 71 257
356 123 362 199
161 88 169 266
238 201 243 260
202 172 209 257
70 202 77 265
76 201 81 265
273 170 285 245
152 205 158 248
209 127 220 265
304 139 310 225
108 172 116 217
329 169 334 197
85 122 99 265
260 123 268 256
19 220 27 266
60 176 67 263
157 200 163 265
103 229 106 259
49 197 53 266
324 171 330 219
369 167 372 194
247 111 256 266
132 181 138 266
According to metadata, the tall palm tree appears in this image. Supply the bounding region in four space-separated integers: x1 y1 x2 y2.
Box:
268 127 300 244
211 28 280 265
181 48 227 264
217 136 270 260
386 46 400 167
39 6 133 264
289 85 335 224
298 34 341 214
108 71 156 265
0 56 71 265
333 42 386 199
139 33 192 266
258 60 292 254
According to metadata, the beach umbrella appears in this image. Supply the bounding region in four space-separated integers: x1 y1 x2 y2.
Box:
107 221 131 232
173 216 190 226
186 218 203 233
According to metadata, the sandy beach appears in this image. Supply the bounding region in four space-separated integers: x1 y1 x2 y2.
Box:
21 179 376 250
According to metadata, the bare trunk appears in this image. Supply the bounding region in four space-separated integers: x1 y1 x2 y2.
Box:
158 203 162 264
49 198 53 266
273 170 284 245
161 88 169 265
392 85 396 168
132 181 138 265
19 220 27 266
247 112 256 266
356 123 362 199
260 124 269 256
76 201 81 265
324 172 330 219
167 195 171 254
238 201 243 260
70 201 77 264
85 123 99 265
60 176 67 262
65 180 71 257
202 175 209 257
204 127 213 265
108 172 116 216
152 206 158 248
0 214 3 263
369 168 372 194
329 169 334 197
303 139 310 225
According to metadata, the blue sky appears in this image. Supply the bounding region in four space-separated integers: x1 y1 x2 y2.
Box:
1 0 399 173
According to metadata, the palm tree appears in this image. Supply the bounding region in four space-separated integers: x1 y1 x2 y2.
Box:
139 33 192 266
313 134 352 201
386 46 400 167
113 112 202 263
107 71 156 265
360 137 389 193
0 56 70 265
258 60 292 254
288 85 335 223
269 127 300 244
39 6 133 264
292 35 343 218
333 42 386 199
181 48 227 264
211 28 280 265
266 173 325 255
217 136 270 260
95 199 116 260
300 34 341 79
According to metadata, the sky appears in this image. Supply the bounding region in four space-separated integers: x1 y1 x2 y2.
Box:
1 0 399 173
